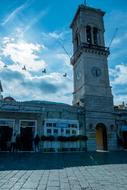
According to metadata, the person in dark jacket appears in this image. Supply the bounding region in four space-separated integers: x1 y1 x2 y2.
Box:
34 134 40 152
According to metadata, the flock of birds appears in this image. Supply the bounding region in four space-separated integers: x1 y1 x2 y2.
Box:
3 64 68 78
41 68 67 77
1 38 73 78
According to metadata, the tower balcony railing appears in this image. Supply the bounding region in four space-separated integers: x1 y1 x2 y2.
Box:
71 43 110 65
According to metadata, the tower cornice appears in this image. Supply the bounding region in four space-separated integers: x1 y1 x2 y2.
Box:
70 4 105 29
71 43 110 66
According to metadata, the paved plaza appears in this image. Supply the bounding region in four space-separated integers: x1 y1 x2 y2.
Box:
0 151 127 190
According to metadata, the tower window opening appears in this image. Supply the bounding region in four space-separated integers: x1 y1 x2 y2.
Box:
75 33 80 49
86 26 92 44
93 27 98 45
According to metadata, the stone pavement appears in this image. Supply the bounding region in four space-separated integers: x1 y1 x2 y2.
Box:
0 151 127 190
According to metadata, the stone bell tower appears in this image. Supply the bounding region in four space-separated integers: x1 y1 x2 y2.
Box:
70 5 117 151
70 5 113 113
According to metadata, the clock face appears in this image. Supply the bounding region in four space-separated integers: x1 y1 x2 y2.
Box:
91 67 101 77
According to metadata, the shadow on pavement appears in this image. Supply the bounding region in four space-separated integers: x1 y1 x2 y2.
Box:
0 151 127 171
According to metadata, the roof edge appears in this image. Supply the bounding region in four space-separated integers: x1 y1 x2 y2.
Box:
70 4 105 28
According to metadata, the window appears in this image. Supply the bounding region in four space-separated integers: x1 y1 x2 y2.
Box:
72 124 77 128
66 130 70 135
72 130 77 135
53 123 56 127
86 26 92 44
93 27 98 45
68 124 71 128
61 129 64 133
46 123 52 127
54 129 58 134
68 124 77 128
75 33 80 49
47 129 52 134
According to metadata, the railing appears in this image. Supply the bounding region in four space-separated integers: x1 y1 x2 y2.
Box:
71 43 110 65
80 43 109 52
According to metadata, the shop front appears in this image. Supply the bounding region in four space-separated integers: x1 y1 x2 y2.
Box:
0 119 14 151
20 120 37 151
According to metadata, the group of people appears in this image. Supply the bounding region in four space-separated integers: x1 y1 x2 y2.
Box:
0 133 41 152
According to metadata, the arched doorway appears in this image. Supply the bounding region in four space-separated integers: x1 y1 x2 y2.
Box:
96 123 108 151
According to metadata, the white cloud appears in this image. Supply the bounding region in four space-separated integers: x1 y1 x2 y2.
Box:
1 70 73 104
48 31 65 39
110 64 127 105
0 29 73 104
0 60 5 69
2 39 46 71
111 38 121 46
113 94 127 106
42 30 71 42
111 33 127 47
110 64 127 85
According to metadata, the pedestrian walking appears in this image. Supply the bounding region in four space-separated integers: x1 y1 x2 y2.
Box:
34 134 40 152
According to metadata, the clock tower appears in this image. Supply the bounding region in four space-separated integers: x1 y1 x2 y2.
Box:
71 5 117 151
70 5 113 112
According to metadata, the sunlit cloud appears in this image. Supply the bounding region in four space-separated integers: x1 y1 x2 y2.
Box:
0 68 73 103
2 38 46 71
0 29 73 104
110 63 127 105
0 60 5 69
110 64 127 85
111 33 127 47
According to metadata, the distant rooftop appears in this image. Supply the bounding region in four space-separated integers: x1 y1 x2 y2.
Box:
114 102 127 111
23 100 71 106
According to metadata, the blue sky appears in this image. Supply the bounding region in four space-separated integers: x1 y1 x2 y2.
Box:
0 0 127 105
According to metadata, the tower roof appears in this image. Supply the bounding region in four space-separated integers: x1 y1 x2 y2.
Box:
70 4 105 28
0 81 3 92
